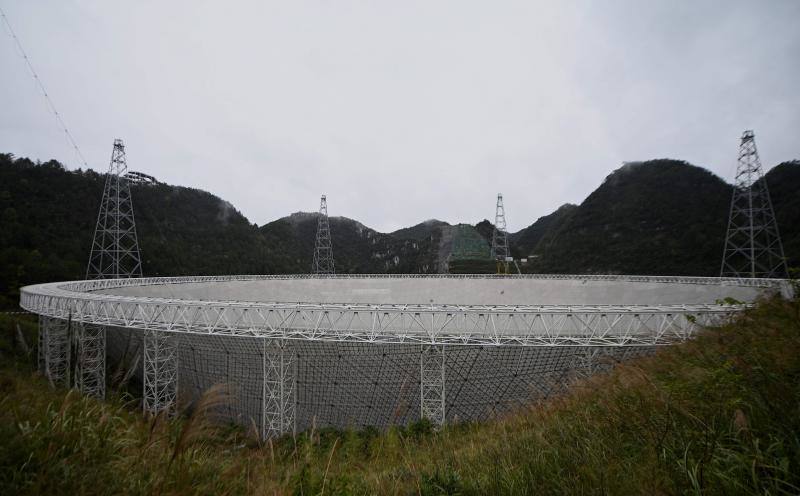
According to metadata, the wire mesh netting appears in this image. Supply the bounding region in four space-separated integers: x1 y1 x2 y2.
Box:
107 329 654 432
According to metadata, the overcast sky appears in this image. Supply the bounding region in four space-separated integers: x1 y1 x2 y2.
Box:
2 1 799 232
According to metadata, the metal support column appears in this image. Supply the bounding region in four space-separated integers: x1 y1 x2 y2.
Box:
38 316 70 387
491 193 510 275
569 347 602 382
74 324 106 399
143 329 179 416
420 344 446 427
261 339 296 439
721 130 788 278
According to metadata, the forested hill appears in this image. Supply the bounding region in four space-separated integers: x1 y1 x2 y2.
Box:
511 159 800 275
1 153 799 308
258 213 436 274
0 153 279 306
0 153 436 307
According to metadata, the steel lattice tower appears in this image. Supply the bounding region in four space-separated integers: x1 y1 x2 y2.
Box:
86 139 143 279
312 195 335 275
721 130 788 278
76 139 145 399
491 194 510 274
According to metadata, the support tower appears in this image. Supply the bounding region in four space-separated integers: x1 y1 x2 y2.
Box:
721 130 787 278
312 195 335 275
86 139 143 279
491 194 510 274
71 139 147 400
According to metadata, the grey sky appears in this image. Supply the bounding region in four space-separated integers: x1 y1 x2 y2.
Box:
2 1 799 232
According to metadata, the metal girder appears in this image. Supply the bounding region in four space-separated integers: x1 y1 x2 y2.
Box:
38 316 70 387
143 329 179 416
74 324 106 399
420 344 446 427
262 339 296 439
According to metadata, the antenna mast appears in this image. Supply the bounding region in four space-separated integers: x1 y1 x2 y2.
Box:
312 195 335 275
721 130 787 278
491 193 510 275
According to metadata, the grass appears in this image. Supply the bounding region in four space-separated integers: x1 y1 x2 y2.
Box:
1 294 799 495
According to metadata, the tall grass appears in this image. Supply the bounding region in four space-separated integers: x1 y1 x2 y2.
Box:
1 295 799 494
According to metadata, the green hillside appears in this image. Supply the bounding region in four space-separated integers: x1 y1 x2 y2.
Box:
259 213 436 274
390 219 450 241
513 159 800 275
0 154 435 308
2 154 798 308
0 154 276 307
766 161 800 268
509 203 577 258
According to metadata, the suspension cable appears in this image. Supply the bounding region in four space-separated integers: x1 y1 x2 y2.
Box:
0 6 89 169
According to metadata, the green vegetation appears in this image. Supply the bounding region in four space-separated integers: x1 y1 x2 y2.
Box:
512 159 800 275
0 154 434 308
449 224 491 261
3 295 800 494
260 214 436 275
447 224 496 274
2 154 799 307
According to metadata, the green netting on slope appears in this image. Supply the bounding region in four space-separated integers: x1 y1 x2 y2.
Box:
450 224 491 261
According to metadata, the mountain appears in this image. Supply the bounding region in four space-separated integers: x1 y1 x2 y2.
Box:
259 213 436 274
2 153 799 307
516 159 800 276
390 219 450 241
765 160 800 269
0 154 273 307
509 203 578 258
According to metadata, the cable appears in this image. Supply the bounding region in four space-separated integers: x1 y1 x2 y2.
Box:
0 6 89 169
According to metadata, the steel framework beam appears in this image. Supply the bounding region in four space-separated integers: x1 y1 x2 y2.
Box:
21 275 787 347
74 324 106 399
420 344 446 427
38 316 70 387
143 329 179 416
262 339 296 439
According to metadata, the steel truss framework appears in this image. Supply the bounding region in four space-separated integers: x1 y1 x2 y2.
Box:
491 194 510 274
38 316 70 388
143 329 179 415
24 274 791 437
721 130 788 278
74 324 106 399
76 139 144 399
22 275 790 347
312 195 335 275
262 339 296 438
107 333 656 435
86 138 143 280
420 345 446 426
